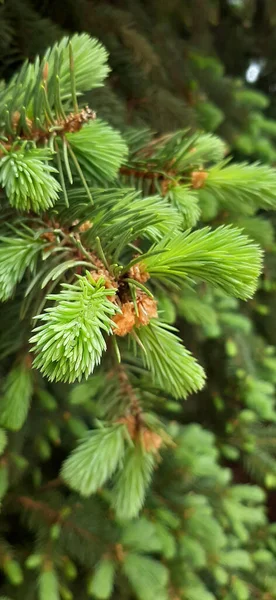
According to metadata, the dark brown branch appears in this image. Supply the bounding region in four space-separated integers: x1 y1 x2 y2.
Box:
120 165 159 179
16 496 100 543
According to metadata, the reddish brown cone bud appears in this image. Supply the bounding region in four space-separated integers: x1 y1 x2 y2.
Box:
191 170 208 189
141 429 163 452
129 262 150 283
137 296 158 326
113 302 136 336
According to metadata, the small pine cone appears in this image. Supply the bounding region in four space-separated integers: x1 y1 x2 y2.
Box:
78 220 92 232
113 302 136 336
41 231 56 243
191 170 208 189
129 262 150 283
64 107 96 133
137 296 158 326
11 110 32 131
141 428 163 453
161 169 176 196
11 111 21 130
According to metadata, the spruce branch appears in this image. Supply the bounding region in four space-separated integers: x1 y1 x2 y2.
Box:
0 33 127 204
203 161 276 212
0 146 61 212
111 444 155 520
61 423 127 497
121 131 226 197
0 229 45 301
168 186 201 229
117 365 142 420
0 34 109 140
16 496 100 543
38 568 59 600
30 274 118 383
66 120 128 184
0 360 33 431
139 226 263 300
87 558 116 599
46 34 110 96
131 320 205 399
78 188 181 253
122 552 169 600
172 132 226 169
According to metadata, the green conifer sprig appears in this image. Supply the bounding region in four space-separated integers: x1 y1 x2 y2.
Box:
122 553 169 600
0 34 109 135
0 146 60 212
61 423 127 496
88 558 116 599
0 33 127 209
140 226 263 299
202 161 276 212
66 120 128 185
62 188 181 252
0 228 45 301
0 361 33 431
132 320 205 399
127 130 226 172
62 423 161 520
30 274 118 382
38 568 59 600
46 34 110 95
173 132 226 169
111 445 156 521
168 186 201 229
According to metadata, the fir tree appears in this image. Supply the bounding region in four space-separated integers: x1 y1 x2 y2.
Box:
0 30 274 600
0 2 276 600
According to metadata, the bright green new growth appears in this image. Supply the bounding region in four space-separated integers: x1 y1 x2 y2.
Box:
122 553 169 600
203 161 276 212
88 558 116 599
142 225 263 300
133 320 205 399
1 34 109 129
47 34 110 93
66 120 128 184
0 147 60 212
0 229 44 301
0 32 127 209
111 445 156 520
30 275 118 382
61 423 127 495
169 186 201 229
0 362 33 430
38 569 59 600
